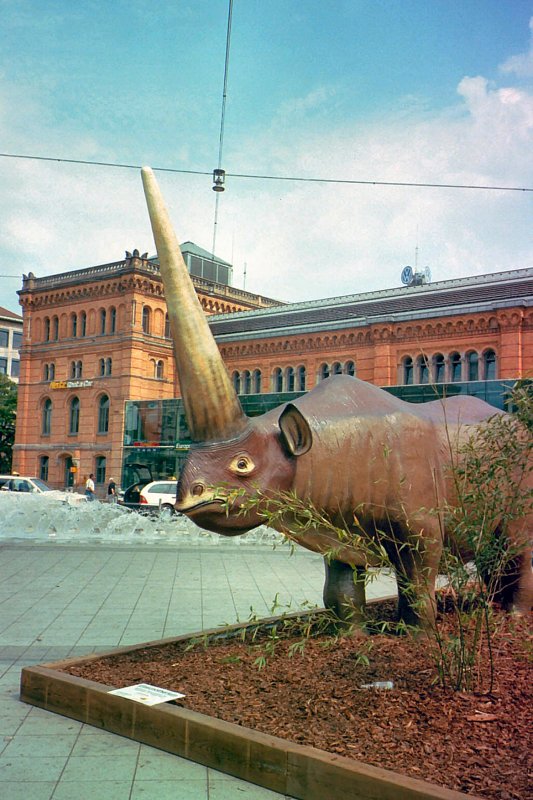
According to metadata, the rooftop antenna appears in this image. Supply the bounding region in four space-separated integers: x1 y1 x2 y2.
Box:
401 227 431 287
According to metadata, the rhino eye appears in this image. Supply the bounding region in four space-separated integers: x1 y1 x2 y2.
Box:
230 454 255 475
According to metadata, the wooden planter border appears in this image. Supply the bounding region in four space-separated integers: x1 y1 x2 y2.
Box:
20 608 480 800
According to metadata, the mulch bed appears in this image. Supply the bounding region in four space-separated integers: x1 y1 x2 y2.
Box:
66 603 532 800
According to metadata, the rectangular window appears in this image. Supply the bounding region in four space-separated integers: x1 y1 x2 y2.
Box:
0 357 7 374
10 360 20 378
189 255 203 277
12 332 22 349
40 456 49 481
0 329 8 347
202 260 217 281
96 456 106 484
216 265 230 285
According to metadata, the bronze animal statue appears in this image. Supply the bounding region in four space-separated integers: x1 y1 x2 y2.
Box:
141 167 532 628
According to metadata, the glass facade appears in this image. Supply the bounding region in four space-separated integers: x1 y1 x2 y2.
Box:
187 254 231 285
121 381 520 489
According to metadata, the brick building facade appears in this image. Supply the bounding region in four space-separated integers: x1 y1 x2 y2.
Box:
211 267 533 393
12 252 533 492
13 248 279 489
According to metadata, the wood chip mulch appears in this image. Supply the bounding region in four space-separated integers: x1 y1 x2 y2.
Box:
66 606 532 800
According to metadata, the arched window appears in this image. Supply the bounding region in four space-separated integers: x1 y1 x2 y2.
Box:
109 307 116 334
417 355 429 384
450 352 462 382
71 313 77 337
98 395 110 434
105 358 112 376
402 356 413 385
286 366 295 392
96 456 106 485
42 398 52 435
242 370 251 394
52 316 59 341
273 367 283 393
44 363 49 381
100 309 107 335
332 362 342 376
69 397 80 435
155 360 164 379
164 313 171 339
433 353 445 384
467 351 479 381
319 363 330 381
49 363 55 380
252 369 262 393
142 306 151 334
40 455 49 481
99 358 105 376
483 349 496 380
232 371 241 394
70 361 82 379
297 365 306 391
344 360 356 377
44 317 50 342
80 311 87 337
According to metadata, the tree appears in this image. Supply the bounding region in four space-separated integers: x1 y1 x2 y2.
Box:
0 374 17 472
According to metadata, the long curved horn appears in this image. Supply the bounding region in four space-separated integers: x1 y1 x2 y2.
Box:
142 167 247 442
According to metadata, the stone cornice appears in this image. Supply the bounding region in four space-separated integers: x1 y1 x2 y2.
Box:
219 310 515 359
18 257 279 311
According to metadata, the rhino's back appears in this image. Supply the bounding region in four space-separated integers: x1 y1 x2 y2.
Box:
290 374 407 421
289 375 499 427
413 394 501 426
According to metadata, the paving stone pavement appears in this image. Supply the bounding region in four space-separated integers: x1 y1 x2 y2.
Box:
0 537 396 799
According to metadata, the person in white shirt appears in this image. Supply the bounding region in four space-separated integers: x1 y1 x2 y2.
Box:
85 473 96 501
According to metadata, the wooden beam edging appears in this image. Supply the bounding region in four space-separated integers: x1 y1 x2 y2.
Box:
20 607 481 800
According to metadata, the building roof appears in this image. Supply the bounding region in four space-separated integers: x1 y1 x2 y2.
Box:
0 306 22 322
208 267 533 341
17 247 280 309
178 241 232 267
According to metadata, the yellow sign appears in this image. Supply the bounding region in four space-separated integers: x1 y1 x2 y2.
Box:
50 380 93 389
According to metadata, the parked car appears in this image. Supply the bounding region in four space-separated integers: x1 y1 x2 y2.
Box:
119 480 179 515
0 475 87 504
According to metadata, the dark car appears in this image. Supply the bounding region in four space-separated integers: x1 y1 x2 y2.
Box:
118 463 153 511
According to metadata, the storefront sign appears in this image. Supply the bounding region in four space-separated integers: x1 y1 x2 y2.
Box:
50 380 93 389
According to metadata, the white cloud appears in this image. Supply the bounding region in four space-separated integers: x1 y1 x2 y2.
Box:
500 17 533 78
0 42 532 314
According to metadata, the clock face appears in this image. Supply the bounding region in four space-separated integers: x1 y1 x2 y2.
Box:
401 266 413 285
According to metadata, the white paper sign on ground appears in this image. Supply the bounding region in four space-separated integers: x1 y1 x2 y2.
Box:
108 683 185 705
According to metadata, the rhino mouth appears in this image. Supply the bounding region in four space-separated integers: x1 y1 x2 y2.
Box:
179 499 257 536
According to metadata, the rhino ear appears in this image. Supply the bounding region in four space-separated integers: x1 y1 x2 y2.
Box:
278 404 312 456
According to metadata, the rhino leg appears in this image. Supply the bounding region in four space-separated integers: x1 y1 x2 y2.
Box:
394 552 438 630
323 559 366 624
486 548 533 613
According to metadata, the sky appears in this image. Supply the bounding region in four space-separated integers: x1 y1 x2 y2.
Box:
0 0 532 315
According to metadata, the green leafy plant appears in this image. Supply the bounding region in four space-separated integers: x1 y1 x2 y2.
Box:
0 374 17 473
219 383 531 693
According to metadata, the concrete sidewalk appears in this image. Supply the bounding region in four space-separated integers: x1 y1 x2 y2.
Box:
0 538 396 799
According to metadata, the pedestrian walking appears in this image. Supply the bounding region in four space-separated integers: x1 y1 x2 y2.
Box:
107 477 117 503
85 473 96 501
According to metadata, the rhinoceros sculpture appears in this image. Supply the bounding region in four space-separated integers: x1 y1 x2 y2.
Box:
141 167 532 627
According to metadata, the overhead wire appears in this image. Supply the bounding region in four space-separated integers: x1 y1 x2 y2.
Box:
0 151 531 193
212 0 233 256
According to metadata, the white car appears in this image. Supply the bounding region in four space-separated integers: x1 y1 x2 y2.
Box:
0 475 87 504
120 480 178 514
